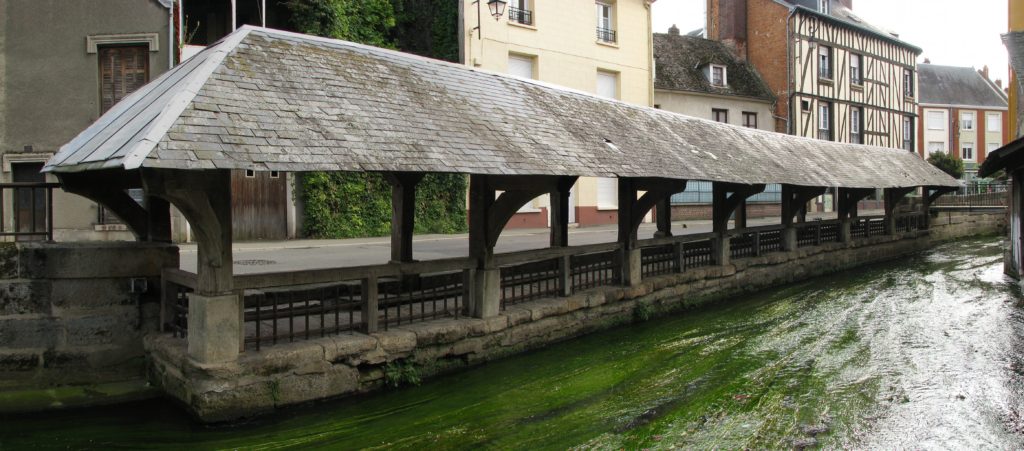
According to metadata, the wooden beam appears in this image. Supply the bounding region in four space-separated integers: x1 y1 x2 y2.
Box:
57 172 150 240
384 172 424 263
712 183 766 232
617 178 686 246
549 176 577 247
837 188 874 220
143 169 233 295
781 185 826 226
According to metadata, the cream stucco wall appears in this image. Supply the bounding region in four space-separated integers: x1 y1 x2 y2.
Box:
462 0 654 222
922 108 949 154
654 90 774 131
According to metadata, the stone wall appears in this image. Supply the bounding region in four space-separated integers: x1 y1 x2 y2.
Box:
0 242 178 409
147 211 1004 422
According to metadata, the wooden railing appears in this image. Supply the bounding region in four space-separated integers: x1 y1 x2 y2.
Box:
162 215 930 351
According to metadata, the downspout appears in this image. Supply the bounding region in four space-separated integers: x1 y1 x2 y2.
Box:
647 1 655 106
785 7 797 135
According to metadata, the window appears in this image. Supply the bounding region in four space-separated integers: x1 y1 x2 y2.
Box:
508 54 535 79
961 142 974 161
509 0 533 26
818 45 833 79
926 110 945 130
596 70 618 99
742 112 757 128
850 107 863 144
903 68 914 97
270 171 280 178
245 169 256 178
596 2 615 43
850 54 862 85
988 142 1001 155
801 99 812 112
927 141 945 154
713 108 729 123
961 111 974 130
818 102 832 140
902 116 914 151
987 112 1002 132
819 0 830 14
710 64 727 87
99 45 149 114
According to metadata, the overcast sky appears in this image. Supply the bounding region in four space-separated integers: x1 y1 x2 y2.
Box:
652 0 1010 84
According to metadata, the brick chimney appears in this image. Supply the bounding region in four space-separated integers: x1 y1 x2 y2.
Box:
982 65 990 79
997 79 1004 89
713 0 748 60
668 24 680 36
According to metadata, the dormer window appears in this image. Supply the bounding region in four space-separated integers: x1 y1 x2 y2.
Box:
819 0 829 14
710 64 727 87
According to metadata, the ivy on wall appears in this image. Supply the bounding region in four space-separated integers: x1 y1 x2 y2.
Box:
287 0 467 238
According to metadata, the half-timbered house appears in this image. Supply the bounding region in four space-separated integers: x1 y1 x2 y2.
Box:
707 0 922 150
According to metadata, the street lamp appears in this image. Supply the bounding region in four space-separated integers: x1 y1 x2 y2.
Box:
487 0 507 19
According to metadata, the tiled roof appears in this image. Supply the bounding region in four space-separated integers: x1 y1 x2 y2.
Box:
45 27 956 189
918 64 1007 108
653 33 774 101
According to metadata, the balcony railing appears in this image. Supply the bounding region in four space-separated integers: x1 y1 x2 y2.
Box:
597 27 616 43
509 7 533 25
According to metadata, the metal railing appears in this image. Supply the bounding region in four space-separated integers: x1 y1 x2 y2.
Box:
161 214 934 351
0 182 59 241
596 27 616 43
931 182 1008 211
509 6 533 25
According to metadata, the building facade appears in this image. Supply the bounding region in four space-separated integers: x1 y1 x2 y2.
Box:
0 0 174 241
917 64 1009 180
707 0 921 150
460 0 656 227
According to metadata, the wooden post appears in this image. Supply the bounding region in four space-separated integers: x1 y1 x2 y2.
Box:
385 173 423 263
143 169 238 363
712 182 765 265
549 177 575 247
146 196 172 243
468 174 497 318
361 276 379 333
654 197 672 238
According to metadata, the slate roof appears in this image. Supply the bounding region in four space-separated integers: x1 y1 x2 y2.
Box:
918 64 1008 108
980 32 1024 177
781 1 922 54
44 26 956 189
653 33 774 101
1004 32 1024 87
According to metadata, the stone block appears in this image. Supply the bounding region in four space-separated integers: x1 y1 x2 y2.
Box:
0 243 19 279
49 279 133 310
0 317 60 348
0 280 48 315
0 349 41 372
324 334 377 363
372 329 416 354
18 242 179 279
187 293 241 364
504 307 531 326
63 309 138 347
399 319 467 346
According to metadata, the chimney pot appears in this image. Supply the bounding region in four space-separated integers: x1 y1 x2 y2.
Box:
983 65 990 79
997 79 1004 88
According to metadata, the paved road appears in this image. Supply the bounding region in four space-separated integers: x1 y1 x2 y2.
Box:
179 211 880 274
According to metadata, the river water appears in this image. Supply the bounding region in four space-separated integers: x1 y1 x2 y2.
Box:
2 237 1023 449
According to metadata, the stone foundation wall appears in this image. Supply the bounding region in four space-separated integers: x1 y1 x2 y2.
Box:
147 211 1004 422
0 242 178 405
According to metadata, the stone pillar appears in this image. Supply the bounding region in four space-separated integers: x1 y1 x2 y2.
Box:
187 293 242 363
782 227 798 251
714 234 730 266
471 268 501 317
840 219 852 243
622 247 642 286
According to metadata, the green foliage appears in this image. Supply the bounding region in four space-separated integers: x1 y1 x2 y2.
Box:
286 0 397 48
634 303 655 322
267 379 281 404
288 0 465 238
383 360 421 388
301 172 467 238
927 152 965 179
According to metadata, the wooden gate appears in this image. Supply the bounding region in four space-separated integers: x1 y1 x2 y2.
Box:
231 170 287 240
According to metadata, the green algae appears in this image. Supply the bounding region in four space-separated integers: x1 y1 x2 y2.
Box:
1 236 1022 449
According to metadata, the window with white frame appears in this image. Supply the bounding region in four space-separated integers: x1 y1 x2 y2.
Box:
596 70 618 99
818 45 833 79
850 54 862 85
509 0 533 25
710 64 727 87
596 2 615 43
508 54 535 79
819 0 830 14
987 112 1002 132
961 142 974 161
850 107 863 144
927 141 945 154
926 110 945 130
818 102 832 140
961 111 974 130
903 68 914 97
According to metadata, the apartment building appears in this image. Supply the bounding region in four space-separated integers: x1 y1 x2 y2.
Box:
918 63 1009 180
707 0 921 150
461 0 656 227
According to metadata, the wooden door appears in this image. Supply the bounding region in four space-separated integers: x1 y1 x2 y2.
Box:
231 170 287 241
